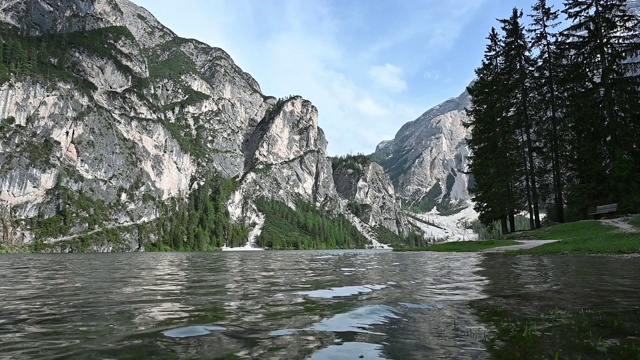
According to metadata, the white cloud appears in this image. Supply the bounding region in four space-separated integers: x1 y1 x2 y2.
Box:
368 64 407 93
132 0 488 155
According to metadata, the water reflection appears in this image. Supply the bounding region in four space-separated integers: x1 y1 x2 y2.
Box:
296 284 388 298
0 250 529 359
309 342 386 360
162 325 226 338
477 254 640 313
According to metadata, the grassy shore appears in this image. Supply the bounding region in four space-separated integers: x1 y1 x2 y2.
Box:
396 215 640 255
503 218 640 255
472 303 640 359
0 245 30 254
394 239 520 252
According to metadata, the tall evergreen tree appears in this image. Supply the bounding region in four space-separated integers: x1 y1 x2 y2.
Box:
467 28 517 234
560 0 640 214
500 8 542 229
529 0 567 223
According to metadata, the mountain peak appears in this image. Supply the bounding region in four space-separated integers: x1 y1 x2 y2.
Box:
374 89 472 213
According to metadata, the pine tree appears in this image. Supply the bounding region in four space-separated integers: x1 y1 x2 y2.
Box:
560 0 640 214
500 8 542 229
466 28 515 233
529 0 567 222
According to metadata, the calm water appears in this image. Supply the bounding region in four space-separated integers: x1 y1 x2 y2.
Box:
0 251 639 359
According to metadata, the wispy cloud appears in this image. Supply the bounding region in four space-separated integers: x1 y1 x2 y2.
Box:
133 0 498 155
369 64 407 93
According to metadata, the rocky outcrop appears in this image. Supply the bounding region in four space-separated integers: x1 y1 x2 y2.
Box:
0 0 395 249
375 90 473 212
241 97 338 207
226 96 345 248
332 159 409 236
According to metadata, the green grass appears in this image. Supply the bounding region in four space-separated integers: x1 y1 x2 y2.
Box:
472 304 640 359
501 218 640 255
0 245 29 254
394 239 520 252
502 220 614 241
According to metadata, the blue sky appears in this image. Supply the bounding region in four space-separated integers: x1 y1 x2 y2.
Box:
134 0 563 155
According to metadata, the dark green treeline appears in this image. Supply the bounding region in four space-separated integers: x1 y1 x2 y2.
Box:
255 198 368 249
0 26 138 92
147 177 249 251
0 24 419 250
466 0 640 233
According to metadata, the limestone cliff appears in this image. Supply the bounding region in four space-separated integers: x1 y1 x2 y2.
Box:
332 157 409 236
0 0 392 250
375 90 473 213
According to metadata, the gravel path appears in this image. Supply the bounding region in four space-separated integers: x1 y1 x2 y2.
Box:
481 240 558 253
600 217 639 233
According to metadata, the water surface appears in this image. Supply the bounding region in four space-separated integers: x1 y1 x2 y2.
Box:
0 251 638 359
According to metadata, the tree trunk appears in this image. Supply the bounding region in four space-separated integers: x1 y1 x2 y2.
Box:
501 215 509 235
525 127 541 228
521 133 535 229
509 210 516 233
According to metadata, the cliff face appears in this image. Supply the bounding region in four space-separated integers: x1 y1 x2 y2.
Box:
0 0 393 250
375 90 473 213
332 159 409 236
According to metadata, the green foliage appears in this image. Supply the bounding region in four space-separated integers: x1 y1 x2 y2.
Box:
160 89 210 112
33 183 112 239
468 1 640 232
145 39 200 82
24 137 56 169
331 153 372 176
501 220 615 241
473 304 640 359
394 239 520 252
0 121 59 169
470 216 530 240
0 116 15 135
470 220 502 241
0 244 31 253
0 26 136 93
34 214 71 238
262 96 297 123
31 174 246 252
255 198 367 249
498 220 640 255
147 176 246 251
374 226 427 249
346 201 371 222
160 117 208 158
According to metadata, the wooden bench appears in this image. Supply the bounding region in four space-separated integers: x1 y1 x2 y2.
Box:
589 203 618 219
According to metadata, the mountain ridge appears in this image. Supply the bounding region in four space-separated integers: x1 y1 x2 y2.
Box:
0 0 414 251
374 89 473 213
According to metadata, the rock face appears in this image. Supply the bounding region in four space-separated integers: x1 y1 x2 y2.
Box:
375 90 473 212
0 0 392 250
332 159 409 236
241 97 338 208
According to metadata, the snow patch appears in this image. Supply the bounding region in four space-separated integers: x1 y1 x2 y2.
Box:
410 204 478 242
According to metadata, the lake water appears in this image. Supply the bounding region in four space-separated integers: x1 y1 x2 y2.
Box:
0 251 639 359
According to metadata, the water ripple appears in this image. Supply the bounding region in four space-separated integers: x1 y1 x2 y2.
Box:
296 285 387 298
3 251 634 358
162 325 226 338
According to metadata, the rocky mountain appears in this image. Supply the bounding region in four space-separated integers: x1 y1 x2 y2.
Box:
375 90 473 214
0 0 406 251
331 155 410 237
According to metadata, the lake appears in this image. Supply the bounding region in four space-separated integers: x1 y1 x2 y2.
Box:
0 251 639 359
